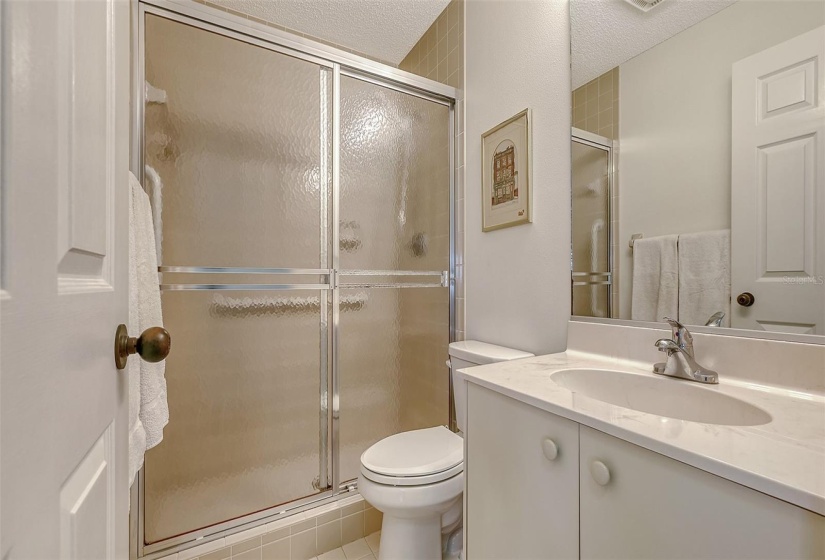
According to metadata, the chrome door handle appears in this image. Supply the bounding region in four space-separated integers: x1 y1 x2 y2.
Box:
114 324 171 370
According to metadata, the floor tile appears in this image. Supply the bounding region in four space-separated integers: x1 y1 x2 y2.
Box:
317 549 346 560
364 532 380 555
341 538 371 560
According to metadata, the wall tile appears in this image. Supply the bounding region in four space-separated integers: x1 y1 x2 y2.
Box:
316 520 342 554
289 518 316 535
290 529 317 560
341 511 365 543
261 538 290 560
232 536 262 556
179 538 227 560
232 548 262 560
364 508 383 535
262 527 290 545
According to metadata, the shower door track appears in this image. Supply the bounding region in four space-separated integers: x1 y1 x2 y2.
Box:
131 2 457 559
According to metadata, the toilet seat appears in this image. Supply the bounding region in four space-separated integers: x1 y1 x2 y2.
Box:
360 426 464 486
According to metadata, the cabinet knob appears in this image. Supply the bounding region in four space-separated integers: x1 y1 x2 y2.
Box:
590 460 611 486
541 438 559 461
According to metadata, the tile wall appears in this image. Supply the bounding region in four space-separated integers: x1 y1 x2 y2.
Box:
572 67 620 316
157 496 382 560
572 67 619 140
398 0 466 341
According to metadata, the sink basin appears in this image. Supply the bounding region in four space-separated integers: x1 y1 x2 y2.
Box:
550 369 772 426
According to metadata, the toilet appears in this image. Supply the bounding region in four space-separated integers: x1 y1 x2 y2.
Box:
357 341 534 559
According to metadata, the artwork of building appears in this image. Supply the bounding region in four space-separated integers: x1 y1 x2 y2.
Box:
492 144 517 206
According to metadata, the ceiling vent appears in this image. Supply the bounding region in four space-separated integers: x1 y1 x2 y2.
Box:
621 0 668 12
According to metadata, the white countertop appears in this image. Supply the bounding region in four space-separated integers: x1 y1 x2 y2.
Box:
456 349 825 516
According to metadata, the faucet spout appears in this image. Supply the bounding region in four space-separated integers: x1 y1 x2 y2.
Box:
653 323 718 384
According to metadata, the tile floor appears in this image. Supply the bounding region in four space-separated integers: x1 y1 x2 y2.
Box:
314 532 380 560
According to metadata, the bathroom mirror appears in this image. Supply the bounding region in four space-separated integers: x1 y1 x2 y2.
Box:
570 0 825 340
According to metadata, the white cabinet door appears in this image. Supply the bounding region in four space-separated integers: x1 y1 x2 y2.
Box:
465 384 579 559
1 0 130 558
580 426 825 559
731 25 825 334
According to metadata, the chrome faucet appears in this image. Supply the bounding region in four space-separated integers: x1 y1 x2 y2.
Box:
654 317 718 384
705 311 725 327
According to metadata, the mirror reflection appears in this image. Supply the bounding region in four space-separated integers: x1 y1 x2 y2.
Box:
570 0 825 336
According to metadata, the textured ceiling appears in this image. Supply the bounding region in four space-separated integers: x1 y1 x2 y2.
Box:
208 0 451 64
572 0 737 88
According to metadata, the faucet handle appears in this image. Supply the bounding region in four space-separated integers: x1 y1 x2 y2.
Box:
663 316 685 331
662 316 693 352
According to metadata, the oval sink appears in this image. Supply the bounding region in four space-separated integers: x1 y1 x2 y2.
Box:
550 369 772 426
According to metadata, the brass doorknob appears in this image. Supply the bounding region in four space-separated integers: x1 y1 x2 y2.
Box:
736 292 756 307
114 324 171 370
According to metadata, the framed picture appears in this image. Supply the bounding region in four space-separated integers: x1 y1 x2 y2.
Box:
481 109 532 232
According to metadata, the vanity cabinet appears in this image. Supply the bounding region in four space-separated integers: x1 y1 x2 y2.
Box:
579 425 825 559
465 385 825 560
465 384 579 559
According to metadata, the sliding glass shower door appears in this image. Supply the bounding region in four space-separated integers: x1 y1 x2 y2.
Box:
337 76 451 484
139 9 452 553
143 14 333 544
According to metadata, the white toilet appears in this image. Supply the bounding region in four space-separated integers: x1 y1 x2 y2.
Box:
357 341 534 560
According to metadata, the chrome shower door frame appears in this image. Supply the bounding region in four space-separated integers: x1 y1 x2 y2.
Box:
131 3 457 558
571 128 615 317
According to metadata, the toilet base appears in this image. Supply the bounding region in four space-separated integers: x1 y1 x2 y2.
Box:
379 514 442 560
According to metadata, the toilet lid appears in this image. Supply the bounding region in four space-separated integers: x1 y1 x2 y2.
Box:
361 426 463 477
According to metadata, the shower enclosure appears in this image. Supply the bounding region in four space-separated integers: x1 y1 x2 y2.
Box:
132 3 455 557
571 129 613 318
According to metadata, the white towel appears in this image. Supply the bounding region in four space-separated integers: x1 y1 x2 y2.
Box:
678 230 731 327
631 235 679 322
129 172 170 487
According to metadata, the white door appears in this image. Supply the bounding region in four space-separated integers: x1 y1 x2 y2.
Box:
731 26 825 335
1 0 130 558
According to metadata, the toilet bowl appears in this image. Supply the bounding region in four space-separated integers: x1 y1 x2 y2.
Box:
358 426 463 559
358 341 533 560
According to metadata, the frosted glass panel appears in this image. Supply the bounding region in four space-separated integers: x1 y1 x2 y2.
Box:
338 288 449 483
144 14 331 268
144 290 323 543
340 76 450 272
143 14 329 545
571 141 611 318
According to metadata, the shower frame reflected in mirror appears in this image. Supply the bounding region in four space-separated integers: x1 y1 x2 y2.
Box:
571 128 615 320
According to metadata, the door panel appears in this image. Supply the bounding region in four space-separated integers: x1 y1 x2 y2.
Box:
580 425 825 558
142 14 332 544
337 76 451 484
1 0 130 558
731 26 825 334
144 14 331 269
465 385 579 559
144 288 324 543
339 76 451 273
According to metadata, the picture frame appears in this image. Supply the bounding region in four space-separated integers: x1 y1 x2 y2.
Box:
481 108 532 232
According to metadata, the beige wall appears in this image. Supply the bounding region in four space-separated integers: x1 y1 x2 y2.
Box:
617 0 825 319
465 0 571 355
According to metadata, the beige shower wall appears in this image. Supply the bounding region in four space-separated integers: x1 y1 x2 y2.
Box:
397 0 464 430
572 67 619 140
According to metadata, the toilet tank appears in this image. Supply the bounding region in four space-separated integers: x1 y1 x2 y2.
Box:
448 341 534 433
